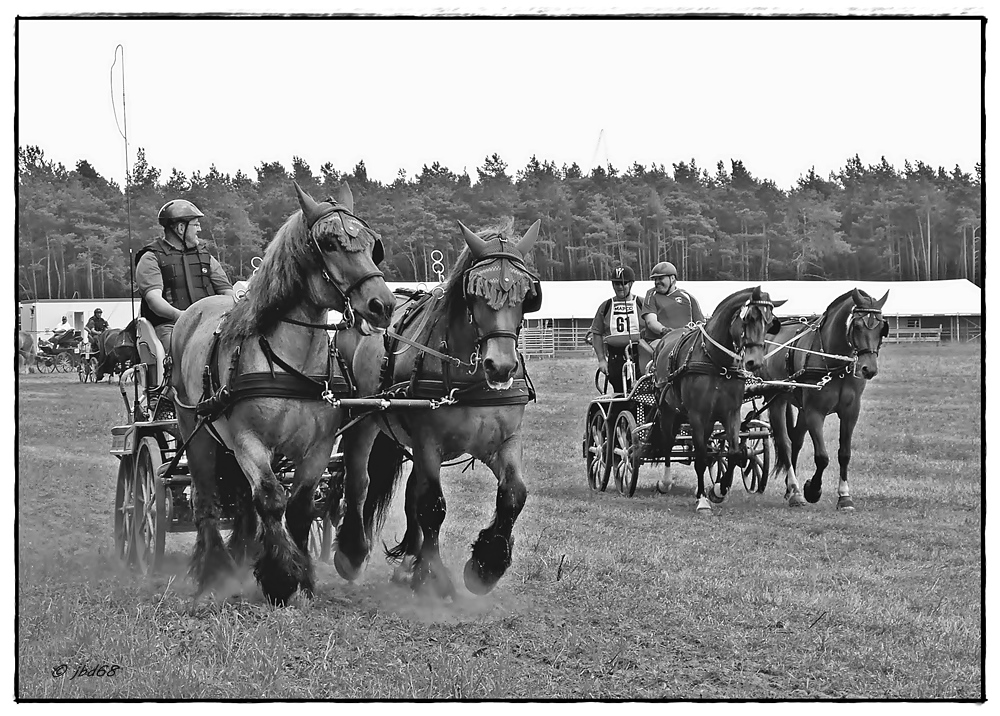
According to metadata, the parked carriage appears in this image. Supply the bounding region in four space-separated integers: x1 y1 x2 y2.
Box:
35 330 84 373
582 342 773 498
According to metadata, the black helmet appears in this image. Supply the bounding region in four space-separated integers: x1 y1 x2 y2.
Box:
94 308 102 314
611 266 635 283
157 199 204 228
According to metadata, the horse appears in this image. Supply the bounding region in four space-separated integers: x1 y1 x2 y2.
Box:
170 181 395 604
759 288 888 511
336 217 542 598
17 331 35 372
649 286 785 512
94 325 138 382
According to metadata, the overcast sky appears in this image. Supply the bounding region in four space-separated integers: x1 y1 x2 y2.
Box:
16 15 983 191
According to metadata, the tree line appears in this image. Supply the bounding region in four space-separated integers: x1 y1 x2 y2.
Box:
17 145 982 301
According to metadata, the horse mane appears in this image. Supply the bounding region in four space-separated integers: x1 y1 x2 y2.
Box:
220 211 311 343
707 287 757 328
819 288 875 330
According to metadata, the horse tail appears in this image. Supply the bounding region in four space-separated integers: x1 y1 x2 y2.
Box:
366 430 407 535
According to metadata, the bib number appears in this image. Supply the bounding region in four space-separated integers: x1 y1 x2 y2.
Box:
605 299 640 347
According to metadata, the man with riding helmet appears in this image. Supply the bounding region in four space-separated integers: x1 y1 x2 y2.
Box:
641 261 704 348
86 308 110 351
590 265 646 394
135 199 234 353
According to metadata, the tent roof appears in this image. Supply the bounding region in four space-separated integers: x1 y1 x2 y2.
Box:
506 278 982 320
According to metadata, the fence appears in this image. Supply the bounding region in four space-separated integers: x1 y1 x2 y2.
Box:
519 326 592 358
885 328 942 345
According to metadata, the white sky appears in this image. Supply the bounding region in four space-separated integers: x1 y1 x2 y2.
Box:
15 13 983 190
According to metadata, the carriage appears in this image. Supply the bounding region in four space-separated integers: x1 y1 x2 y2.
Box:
35 330 84 373
582 342 774 499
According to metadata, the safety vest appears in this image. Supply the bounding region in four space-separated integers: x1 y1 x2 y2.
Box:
604 297 642 348
136 238 216 325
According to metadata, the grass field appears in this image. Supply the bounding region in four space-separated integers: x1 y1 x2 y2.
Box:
16 344 982 699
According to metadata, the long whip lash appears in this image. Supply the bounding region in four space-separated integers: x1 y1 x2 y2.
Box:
111 45 139 414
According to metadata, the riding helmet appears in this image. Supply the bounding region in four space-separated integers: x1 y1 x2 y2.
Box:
157 199 205 227
611 266 635 283
650 261 678 279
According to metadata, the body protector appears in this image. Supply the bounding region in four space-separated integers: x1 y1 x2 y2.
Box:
136 237 216 325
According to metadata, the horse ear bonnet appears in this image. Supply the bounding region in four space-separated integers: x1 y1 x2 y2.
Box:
321 195 384 265
523 281 542 313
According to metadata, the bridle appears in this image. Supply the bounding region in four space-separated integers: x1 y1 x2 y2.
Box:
845 306 885 359
302 204 385 328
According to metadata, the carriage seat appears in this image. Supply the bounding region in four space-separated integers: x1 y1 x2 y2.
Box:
134 317 167 390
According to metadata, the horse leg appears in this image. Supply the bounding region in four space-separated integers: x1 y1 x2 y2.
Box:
655 410 679 494
789 402 806 470
710 409 741 502
233 434 308 605
223 454 259 569
409 445 455 599
465 434 528 595
183 417 238 595
800 409 829 504
690 415 714 512
335 420 378 582
386 465 423 584
769 398 806 507
283 442 337 596
835 404 861 512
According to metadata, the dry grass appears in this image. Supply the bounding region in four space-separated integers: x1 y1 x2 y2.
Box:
16 343 982 700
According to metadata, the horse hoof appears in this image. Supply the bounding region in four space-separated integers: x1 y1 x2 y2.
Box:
655 480 673 495
333 549 365 582
787 492 807 508
837 497 855 512
463 558 497 596
707 486 726 504
803 480 822 504
413 562 456 600
695 497 713 513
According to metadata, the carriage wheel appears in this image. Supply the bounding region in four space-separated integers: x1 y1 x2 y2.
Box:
133 437 166 574
611 411 640 498
585 410 611 492
741 421 773 494
37 356 54 373
55 351 74 373
89 357 99 380
78 357 90 382
114 458 137 566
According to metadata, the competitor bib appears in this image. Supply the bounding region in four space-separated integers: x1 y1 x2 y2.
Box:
605 298 641 348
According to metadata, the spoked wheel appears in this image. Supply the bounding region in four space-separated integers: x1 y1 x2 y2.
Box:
78 356 92 382
37 356 54 373
55 351 74 373
114 458 137 567
741 420 773 494
585 409 611 492
611 410 640 498
133 437 166 575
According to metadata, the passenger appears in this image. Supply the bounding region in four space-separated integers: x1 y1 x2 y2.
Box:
86 308 109 351
589 266 645 394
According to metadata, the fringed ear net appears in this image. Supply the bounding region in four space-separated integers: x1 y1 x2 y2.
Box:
466 266 532 310
311 213 376 253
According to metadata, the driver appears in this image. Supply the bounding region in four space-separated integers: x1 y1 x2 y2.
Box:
135 199 234 353
86 308 109 350
589 266 645 394
641 261 704 351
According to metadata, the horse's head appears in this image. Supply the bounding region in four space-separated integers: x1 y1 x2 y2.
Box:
457 219 542 389
846 288 889 379
730 285 786 373
293 182 395 328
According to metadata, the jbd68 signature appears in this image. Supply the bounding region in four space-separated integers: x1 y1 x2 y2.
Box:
51 663 121 679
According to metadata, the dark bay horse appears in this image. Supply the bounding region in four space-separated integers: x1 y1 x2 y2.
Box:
170 182 395 604
650 286 784 512
337 218 541 598
94 325 138 382
759 288 888 511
